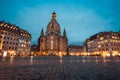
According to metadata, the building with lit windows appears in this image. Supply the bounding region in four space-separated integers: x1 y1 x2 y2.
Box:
0 21 32 56
31 44 38 56
38 12 68 56
68 45 82 56
82 40 88 55
84 31 120 56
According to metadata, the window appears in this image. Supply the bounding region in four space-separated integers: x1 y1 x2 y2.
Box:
100 37 104 40
0 23 4 26
51 41 53 49
4 36 6 39
6 42 9 44
5 33 7 35
51 37 53 39
12 47 14 49
3 41 5 44
98 45 101 48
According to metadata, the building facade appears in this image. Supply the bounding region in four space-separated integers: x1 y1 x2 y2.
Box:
31 44 38 56
38 12 68 56
0 21 31 56
68 45 82 56
84 31 120 56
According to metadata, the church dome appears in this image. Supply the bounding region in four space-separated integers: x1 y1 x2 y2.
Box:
46 12 60 35
38 12 68 56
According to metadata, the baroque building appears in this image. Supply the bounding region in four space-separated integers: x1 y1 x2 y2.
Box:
84 31 120 56
38 12 68 56
0 21 31 56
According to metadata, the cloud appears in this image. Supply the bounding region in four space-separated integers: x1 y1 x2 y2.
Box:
0 0 120 45
57 7 111 44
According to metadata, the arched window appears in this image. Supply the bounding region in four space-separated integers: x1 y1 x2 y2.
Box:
51 41 53 49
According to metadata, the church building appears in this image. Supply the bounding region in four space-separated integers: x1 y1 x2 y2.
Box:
38 12 68 56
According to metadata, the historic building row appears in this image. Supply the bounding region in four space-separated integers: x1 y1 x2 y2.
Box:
0 21 32 56
83 31 120 56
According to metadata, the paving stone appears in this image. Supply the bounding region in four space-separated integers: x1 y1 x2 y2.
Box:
0 56 120 80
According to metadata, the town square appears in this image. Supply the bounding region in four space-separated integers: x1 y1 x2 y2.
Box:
0 0 120 80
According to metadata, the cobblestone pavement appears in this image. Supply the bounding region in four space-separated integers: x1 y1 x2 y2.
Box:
0 56 120 80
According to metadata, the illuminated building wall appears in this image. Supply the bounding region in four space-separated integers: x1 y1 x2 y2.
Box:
68 45 82 56
38 12 68 56
0 21 31 56
83 40 88 53
85 31 120 56
31 44 38 56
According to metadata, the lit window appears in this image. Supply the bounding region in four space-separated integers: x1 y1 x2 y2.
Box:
98 45 101 48
0 23 4 26
51 37 53 39
101 41 103 43
51 41 53 49
112 36 115 39
100 37 104 40
104 40 108 43
21 45 23 47
4 24 7 27
98 42 101 44
10 26 13 29
19 40 21 43
28 41 31 44
7 25 10 28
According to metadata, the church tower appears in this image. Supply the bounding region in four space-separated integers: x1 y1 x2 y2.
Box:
46 12 60 36
63 28 66 37
38 12 68 56
40 28 44 36
52 12 56 19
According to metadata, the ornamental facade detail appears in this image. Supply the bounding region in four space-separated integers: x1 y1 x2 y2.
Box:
38 12 68 56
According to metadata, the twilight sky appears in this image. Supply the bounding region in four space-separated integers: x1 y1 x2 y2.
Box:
0 0 120 45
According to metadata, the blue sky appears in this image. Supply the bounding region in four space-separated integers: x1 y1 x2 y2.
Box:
0 0 120 45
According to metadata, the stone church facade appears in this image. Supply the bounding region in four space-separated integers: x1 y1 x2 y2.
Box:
38 12 68 56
